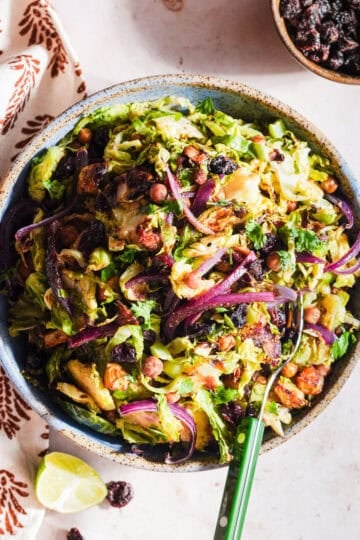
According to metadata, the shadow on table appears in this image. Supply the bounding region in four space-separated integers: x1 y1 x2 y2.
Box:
129 0 299 75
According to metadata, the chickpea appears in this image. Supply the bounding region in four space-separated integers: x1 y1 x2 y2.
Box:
316 364 331 377
142 356 163 379
287 200 298 212
149 183 168 203
281 361 298 378
77 127 92 144
166 392 180 404
255 374 267 385
321 176 338 194
184 271 202 290
218 334 236 352
304 306 321 324
266 251 281 272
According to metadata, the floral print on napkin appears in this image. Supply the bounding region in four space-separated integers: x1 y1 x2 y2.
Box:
0 1 86 537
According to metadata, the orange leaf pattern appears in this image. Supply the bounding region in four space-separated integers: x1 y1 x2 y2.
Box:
1 54 40 135
0 470 29 536
19 0 69 78
11 113 54 161
0 367 31 440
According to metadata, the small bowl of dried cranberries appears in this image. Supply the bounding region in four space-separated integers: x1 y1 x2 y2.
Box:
271 0 360 84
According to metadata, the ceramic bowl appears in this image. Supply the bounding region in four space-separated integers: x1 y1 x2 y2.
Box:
1 74 359 471
271 0 360 85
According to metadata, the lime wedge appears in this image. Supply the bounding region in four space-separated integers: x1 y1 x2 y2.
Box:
35 452 107 513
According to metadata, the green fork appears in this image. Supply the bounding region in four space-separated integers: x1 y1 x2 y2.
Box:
214 297 304 540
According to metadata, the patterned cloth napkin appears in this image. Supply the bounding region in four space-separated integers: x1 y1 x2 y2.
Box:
0 1 86 537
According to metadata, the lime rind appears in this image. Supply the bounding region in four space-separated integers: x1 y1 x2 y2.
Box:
35 451 107 513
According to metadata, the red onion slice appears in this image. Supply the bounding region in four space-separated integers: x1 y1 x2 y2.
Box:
296 253 326 264
305 322 337 345
191 178 215 217
326 194 354 230
164 291 276 340
68 321 118 349
15 198 78 240
166 166 214 236
330 258 360 275
119 399 197 464
325 230 360 273
190 247 227 278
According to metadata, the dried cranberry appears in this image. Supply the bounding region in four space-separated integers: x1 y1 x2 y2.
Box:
112 343 137 363
67 528 83 540
246 402 259 418
187 322 213 340
259 232 277 255
208 155 238 175
78 220 107 256
143 329 157 345
334 9 355 26
268 306 287 327
220 402 244 425
319 21 340 43
280 0 302 19
75 148 89 172
106 481 134 508
88 126 109 159
338 36 360 51
54 154 75 179
150 253 174 271
230 304 247 328
348 0 360 8
269 149 285 161
326 50 345 70
247 260 264 281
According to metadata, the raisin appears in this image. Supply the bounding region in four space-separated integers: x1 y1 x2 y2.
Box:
112 343 137 363
150 253 174 271
280 0 302 19
230 304 247 328
67 528 84 540
106 481 134 508
220 402 244 425
269 149 285 161
208 155 238 175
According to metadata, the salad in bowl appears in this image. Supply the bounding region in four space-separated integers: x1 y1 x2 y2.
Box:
1 93 359 465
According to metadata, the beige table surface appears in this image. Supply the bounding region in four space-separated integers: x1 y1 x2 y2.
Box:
39 1 360 539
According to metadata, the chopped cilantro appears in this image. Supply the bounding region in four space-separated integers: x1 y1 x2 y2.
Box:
331 331 356 360
196 97 215 115
245 220 266 250
279 224 325 253
100 263 116 281
115 247 138 264
212 386 238 405
267 401 279 415
277 250 294 271
130 300 157 329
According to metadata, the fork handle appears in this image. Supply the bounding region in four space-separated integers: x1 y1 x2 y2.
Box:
214 417 265 540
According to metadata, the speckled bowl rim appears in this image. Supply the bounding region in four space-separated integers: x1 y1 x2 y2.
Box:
270 0 360 85
1 73 359 472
